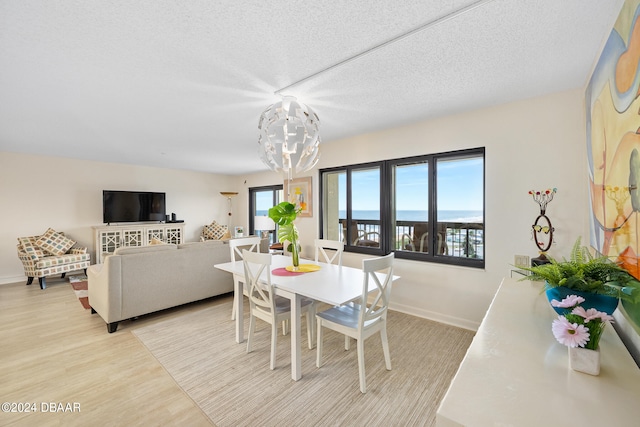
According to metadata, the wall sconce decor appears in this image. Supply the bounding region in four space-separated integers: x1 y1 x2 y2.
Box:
529 188 557 265
220 191 238 226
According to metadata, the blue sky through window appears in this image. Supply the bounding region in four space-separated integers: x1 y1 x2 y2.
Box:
340 158 483 211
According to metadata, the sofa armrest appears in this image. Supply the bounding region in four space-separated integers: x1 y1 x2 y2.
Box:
88 257 123 323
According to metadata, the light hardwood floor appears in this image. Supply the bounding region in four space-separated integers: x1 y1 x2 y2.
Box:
0 274 230 426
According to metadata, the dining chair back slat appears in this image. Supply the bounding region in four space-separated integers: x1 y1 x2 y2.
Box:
314 238 344 266
360 254 394 326
228 236 262 321
229 236 261 261
242 250 273 312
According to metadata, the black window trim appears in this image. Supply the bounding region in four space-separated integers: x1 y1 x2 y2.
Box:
319 147 485 269
248 184 283 238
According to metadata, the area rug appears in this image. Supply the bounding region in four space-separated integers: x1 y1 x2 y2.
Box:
68 275 90 309
132 300 474 427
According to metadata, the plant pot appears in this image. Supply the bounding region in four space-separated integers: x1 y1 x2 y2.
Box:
569 346 600 375
545 285 619 315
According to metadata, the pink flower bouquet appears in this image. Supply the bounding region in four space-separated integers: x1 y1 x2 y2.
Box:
550 295 614 350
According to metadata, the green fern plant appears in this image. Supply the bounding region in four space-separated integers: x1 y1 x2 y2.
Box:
520 237 640 304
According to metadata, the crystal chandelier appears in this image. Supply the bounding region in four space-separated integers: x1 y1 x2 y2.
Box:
257 96 320 179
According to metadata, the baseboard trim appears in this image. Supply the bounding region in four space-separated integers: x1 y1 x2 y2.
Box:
0 275 26 286
390 301 479 332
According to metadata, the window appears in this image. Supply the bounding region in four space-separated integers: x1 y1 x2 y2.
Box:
320 148 484 268
249 185 283 245
321 163 384 255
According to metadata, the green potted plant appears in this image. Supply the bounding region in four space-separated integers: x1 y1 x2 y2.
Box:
521 237 640 314
268 201 302 269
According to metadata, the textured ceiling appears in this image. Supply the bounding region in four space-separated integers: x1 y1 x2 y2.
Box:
0 0 625 175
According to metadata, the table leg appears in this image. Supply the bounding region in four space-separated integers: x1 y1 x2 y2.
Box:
235 277 244 343
290 293 302 381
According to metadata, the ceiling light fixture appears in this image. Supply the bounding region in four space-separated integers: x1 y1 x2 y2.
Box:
257 96 320 180
257 1 494 177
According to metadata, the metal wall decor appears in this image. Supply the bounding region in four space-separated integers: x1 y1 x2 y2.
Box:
529 188 557 264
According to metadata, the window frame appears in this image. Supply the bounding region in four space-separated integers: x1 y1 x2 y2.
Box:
319 147 485 268
249 184 283 245
320 161 387 257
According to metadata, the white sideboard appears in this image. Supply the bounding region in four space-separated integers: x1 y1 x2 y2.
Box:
92 223 185 264
436 277 640 426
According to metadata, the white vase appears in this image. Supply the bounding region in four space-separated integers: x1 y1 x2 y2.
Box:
569 346 600 375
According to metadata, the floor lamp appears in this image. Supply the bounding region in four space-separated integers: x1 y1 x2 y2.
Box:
220 191 238 233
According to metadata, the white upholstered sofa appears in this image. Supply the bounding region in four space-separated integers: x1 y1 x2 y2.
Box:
88 240 233 332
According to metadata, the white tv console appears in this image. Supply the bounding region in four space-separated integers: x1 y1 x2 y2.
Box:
92 223 185 264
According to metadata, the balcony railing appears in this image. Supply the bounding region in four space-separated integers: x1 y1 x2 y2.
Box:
339 219 484 259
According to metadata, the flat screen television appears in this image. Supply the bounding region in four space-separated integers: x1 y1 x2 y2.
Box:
103 190 166 223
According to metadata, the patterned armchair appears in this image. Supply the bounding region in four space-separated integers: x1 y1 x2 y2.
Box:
17 228 91 289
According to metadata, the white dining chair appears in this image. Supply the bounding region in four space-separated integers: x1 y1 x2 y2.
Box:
314 238 344 267
243 250 316 369
316 253 394 393
229 236 261 321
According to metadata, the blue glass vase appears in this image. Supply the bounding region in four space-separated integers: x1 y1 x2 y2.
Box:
545 285 619 315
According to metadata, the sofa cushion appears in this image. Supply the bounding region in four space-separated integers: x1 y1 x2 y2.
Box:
114 244 177 256
203 221 228 240
178 240 224 249
36 228 76 256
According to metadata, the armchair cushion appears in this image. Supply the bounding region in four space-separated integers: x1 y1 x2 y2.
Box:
17 236 45 260
36 252 91 269
36 227 76 256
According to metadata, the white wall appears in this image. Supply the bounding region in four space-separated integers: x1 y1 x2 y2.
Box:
232 88 589 329
1 88 589 330
0 152 235 284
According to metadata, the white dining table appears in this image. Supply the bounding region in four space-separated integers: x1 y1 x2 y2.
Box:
214 254 399 381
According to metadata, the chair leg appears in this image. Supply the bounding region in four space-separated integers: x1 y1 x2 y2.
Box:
307 310 316 350
231 293 237 320
357 338 366 393
61 272 66 279
26 277 34 285
270 321 278 370
306 305 316 349
345 336 351 350
316 319 323 368
231 278 239 320
282 319 289 336
38 277 46 290
246 313 255 354
381 325 392 370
